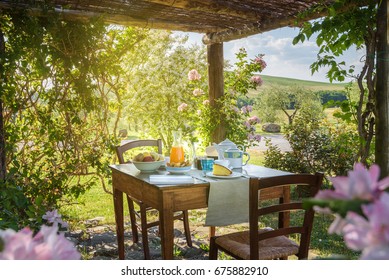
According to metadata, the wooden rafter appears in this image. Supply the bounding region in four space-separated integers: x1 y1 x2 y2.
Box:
0 0 335 40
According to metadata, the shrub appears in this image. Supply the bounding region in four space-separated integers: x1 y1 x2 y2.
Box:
264 110 358 181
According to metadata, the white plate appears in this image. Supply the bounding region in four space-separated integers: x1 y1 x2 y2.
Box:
206 172 242 179
166 166 191 174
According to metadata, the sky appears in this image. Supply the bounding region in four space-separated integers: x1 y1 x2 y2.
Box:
176 26 364 83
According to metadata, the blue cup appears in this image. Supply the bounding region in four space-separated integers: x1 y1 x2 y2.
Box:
200 158 214 175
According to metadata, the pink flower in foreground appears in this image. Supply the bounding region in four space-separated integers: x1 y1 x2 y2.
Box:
250 75 263 86
177 103 188 112
328 214 348 235
342 192 389 259
0 225 80 260
315 163 389 201
202 100 209 105
188 69 201 81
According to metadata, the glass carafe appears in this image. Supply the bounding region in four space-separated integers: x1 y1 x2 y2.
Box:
170 130 185 164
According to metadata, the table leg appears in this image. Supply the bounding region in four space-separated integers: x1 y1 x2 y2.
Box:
159 192 175 260
209 226 216 238
113 187 125 260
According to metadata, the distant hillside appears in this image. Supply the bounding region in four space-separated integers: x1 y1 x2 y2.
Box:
257 75 348 92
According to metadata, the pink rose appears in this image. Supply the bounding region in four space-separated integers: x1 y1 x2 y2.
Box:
248 116 260 124
188 69 201 81
254 55 267 70
250 75 263 86
177 103 188 112
193 88 204 96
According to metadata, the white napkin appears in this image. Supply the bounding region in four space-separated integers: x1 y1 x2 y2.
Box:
149 175 194 185
205 177 250 226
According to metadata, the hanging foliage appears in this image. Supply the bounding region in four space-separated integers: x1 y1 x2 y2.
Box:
0 11 146 230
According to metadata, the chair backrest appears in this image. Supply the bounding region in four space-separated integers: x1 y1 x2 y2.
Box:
249 173 324 259
115 139 163 164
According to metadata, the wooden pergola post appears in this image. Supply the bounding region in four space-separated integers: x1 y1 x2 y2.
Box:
207 42 225 144
375 0 389 178
0 30 6 181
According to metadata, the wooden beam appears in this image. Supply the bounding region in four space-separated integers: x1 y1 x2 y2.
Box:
375 0 389 178
202 0 372 44
207 43 225 144
202 12 321 44
147 0 261 21
0 2 216 33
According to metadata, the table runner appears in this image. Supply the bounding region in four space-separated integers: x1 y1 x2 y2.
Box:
204 177 250 226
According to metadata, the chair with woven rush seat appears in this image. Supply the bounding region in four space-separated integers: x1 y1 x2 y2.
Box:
209 173 323 260
115 139 192 259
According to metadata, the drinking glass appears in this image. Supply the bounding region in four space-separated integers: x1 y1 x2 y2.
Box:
200 158 214 175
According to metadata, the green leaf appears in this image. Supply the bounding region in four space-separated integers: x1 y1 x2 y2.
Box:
303 198 368 218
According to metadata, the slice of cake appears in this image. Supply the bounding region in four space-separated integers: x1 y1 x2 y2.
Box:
212 163 232 176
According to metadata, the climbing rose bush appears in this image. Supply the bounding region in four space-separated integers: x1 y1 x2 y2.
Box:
308 163 389 259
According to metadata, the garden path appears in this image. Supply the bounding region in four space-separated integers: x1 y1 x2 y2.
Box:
68 215 217 260
252 133 291 152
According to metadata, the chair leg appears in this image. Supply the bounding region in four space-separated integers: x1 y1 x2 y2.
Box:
140 203 151 260
126 195 138 243
209 236 218 260
182 210 192 247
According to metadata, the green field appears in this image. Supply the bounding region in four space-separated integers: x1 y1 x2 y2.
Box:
247 75 348 98
259 75 348 91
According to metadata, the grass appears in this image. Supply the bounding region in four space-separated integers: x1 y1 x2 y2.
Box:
62 178 116 229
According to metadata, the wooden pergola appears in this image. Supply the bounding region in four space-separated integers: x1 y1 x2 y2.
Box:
0 0 388 176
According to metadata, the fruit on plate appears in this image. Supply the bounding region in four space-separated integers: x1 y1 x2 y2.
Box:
133 151 164 162
212 163 232 176
167 160 191 167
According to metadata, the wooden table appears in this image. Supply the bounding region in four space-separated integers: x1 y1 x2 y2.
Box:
109 164 291 260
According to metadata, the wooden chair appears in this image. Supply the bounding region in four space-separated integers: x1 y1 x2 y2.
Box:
209 173 324 260
115 139 192 259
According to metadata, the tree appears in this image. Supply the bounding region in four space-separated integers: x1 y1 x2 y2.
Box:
255 85 323 125
120 31 209 153
293 0 377 166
